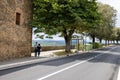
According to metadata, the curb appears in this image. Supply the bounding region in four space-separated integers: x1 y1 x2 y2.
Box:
0 57 61 70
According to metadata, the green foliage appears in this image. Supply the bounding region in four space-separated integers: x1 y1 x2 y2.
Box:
31 0 101 52
75 42 93 51
31 0 100 33
116 28 120 40
96 3 117 41
36 34 44 39
111 27 120 43
45 35 53 39
85 44 93 51
75 42 84 51
89 42 102 49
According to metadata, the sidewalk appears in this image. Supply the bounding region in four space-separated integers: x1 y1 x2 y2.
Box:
0 49 79 70
31 50 64 57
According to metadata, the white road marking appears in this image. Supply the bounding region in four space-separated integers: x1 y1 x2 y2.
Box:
117 66 120 80
37 47 118 80
37 54 103 80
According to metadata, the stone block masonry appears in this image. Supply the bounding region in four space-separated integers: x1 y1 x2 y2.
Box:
0 0 32 61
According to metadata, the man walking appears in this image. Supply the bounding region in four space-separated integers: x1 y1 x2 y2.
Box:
37 44 42 57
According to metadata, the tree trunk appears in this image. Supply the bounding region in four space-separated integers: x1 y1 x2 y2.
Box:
108 40 109 45
113 40 115 44
92 35 95 44
99 38 102 43
116 40 118 44
64 36 72 56
63 28 74 56
105 40 107 46
65 38 71 52
91 35 95 49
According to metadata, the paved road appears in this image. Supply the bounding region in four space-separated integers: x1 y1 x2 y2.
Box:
0 46 120 80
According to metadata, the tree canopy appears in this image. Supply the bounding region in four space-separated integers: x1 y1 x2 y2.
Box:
31 0 101 53
87 2 117 46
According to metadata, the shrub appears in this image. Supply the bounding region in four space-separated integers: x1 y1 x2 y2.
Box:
75 42 93 51
89 42 103 49
75 42 103 51
75 42 84 51
85 44 93 51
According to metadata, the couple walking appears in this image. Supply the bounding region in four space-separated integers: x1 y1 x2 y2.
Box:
34 42 42 57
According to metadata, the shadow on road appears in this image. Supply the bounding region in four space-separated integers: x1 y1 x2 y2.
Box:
41 52 120 66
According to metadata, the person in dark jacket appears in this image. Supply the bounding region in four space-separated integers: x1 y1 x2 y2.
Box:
37 44 42 57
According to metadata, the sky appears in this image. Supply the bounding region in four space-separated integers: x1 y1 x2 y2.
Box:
97 0 120 27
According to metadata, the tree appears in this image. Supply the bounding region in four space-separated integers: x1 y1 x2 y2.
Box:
97 3 116 45
88 2 117 46
31 0 100 54
112 28 120 44
116 28 120 44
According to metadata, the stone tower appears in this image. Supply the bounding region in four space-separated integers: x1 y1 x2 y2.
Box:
0 0 32 61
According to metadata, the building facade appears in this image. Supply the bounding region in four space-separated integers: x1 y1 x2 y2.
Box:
0 0 32 61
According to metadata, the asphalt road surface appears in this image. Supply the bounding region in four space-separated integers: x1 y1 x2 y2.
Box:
0 46 120 80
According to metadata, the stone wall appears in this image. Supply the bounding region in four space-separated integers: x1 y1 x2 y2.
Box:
0 0 32 61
